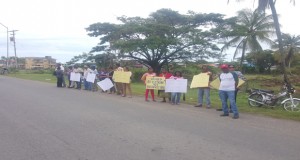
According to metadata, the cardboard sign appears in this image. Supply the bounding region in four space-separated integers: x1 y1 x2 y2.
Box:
165 79 188 93
113 71 131 83
146 77 165 90
190 73 210 88
70 72 81 82
97 78 114 91
210 78 245 89
86 73 96 83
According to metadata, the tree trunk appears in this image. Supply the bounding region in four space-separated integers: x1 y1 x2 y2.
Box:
239 40 247 73
269 0 290 84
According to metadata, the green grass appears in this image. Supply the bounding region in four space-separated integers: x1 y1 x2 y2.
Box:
5 72 300 121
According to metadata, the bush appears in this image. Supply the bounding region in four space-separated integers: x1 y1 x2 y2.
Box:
130 68 147 83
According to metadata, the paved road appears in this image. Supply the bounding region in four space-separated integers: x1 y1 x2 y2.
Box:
1 76 300 160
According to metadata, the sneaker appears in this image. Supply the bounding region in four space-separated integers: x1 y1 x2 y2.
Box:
232 115 239 119
216 108 223 111
145 100 149 102
220 113 229 117
206 105 211 109
194 104 202 107
153 100 156 102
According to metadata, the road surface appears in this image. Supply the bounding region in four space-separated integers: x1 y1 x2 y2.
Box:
0 76 300 160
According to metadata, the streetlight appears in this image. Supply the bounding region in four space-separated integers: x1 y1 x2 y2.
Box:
0 22 9 68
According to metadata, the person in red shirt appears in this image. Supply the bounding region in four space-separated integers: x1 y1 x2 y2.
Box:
158 68 173 102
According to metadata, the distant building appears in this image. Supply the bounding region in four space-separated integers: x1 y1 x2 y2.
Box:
18 56 56 69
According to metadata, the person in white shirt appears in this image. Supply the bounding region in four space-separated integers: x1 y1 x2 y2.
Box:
83 65 93 91
170 71 183 105
219 64 239 119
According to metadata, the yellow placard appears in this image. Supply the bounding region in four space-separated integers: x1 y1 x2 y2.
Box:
113 71 131 83
210 78 245 89
190 73 210 88
146 77 165 90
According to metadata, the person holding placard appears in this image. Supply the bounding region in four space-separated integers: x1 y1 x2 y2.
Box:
107 67 116 94
194 65 213 108
122 67 133 98
91 65 99 92
219 64 239 119
83 65 93 91
170 71 183 105
98 68 108 93
74 65 83 90
158 68 172 103
67 66 73 88
141 68 156 102
115 63 124 95
229 64 246 102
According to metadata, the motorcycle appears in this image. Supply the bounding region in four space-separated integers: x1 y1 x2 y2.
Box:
248 83 300 112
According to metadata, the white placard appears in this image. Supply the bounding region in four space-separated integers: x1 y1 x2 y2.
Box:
86 73 96 83
165 79 188 93
70 72 81 82
97 78 114 91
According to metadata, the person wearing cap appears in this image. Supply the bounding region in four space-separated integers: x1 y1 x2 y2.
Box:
194 65 213 108
218 64 240 119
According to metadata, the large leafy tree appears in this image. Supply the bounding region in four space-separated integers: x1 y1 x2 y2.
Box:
221 9 274 69
86 9 224 73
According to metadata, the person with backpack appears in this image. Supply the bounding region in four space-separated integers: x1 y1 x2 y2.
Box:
218 64 239 119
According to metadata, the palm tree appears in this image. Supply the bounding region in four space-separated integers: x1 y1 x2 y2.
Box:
228 0 296 84
221 9 274 69
274 33 300 71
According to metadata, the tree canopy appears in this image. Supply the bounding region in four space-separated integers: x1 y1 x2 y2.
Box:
86 9 224 72
220 9 274 68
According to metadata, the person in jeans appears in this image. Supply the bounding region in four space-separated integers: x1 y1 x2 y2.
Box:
194 65 213 108
83 65 92 91
219 64 239 119
158 68 172 102
170 71 183 105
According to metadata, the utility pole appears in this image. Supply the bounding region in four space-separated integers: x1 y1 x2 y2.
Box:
0 23 9 68
9 30 18 68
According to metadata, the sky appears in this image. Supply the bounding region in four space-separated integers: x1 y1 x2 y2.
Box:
0 0 299 63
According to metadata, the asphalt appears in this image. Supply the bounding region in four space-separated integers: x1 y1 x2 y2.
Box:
0 76 300 160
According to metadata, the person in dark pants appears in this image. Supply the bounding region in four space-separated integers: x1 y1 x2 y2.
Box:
55 67 64 87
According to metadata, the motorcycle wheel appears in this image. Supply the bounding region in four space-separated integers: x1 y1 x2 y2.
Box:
283 98 300 112
248 94 263 107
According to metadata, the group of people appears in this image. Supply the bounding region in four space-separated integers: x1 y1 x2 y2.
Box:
54 63 246 119
55 63 133 97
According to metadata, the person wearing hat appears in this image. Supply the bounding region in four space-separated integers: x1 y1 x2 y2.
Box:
218 64 240 119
